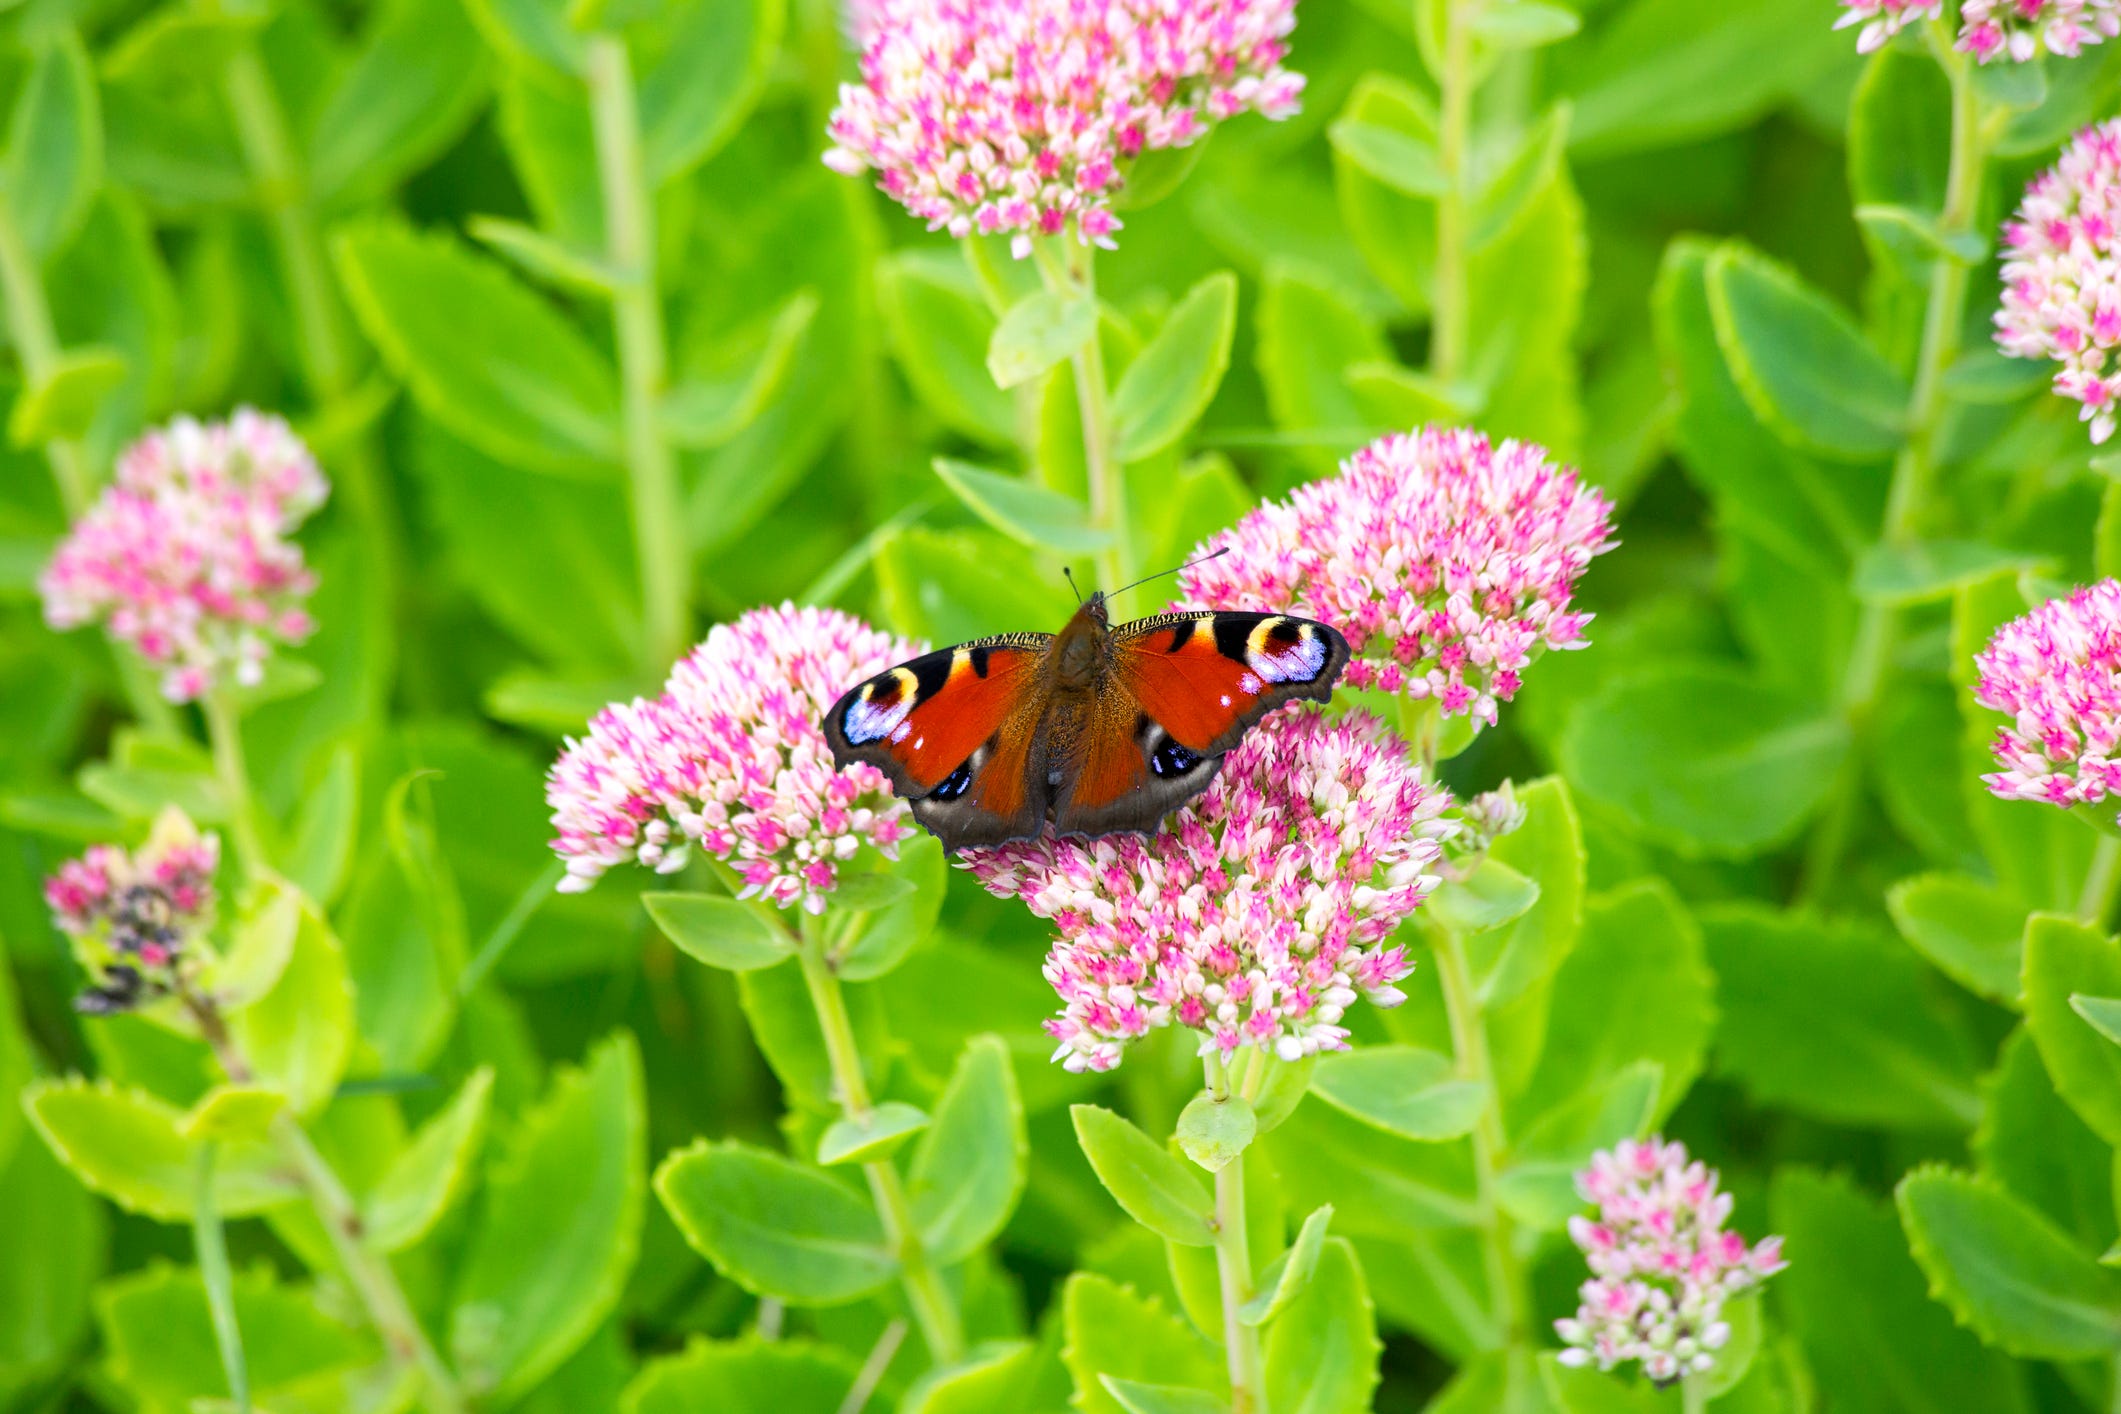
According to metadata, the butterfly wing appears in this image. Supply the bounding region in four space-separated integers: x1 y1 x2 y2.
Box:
821 635 1057 850
1048 611 1351 838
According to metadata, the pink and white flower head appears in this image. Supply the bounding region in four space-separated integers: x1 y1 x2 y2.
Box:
39 410 327 703
1959 0 2121 62
1179 427 1614 729
1556 1137 1787 1386
962 709 1452 1073
46 810 221 1015
1833 0 1939 53
547 605 922 913
1973 579 2121 808
1997 121 2121 443
823 0 1305 256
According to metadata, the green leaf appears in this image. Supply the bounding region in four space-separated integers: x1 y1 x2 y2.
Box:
1854 541 2051 606
1853 204 1991 267
176 1086 286 1144
1973 54 2048 110
364 1067 493 1252
1705 241 1908 460
1425 859 1540 935
933 457 1112 554
639 0 784 181
660 290 817 447
1111 272 1239 461
1061 1274 1224 1414
1774 1168 2030 1414
909 1035 1027 1263
450 1034 646 1401
2073 994 2121 1046
831 834 948 981
1705 906 1982 1130
228 899 354 1116
8 345 126 446
1070 1104 1216 1246
1175 1091 1256 1172
1251 1054 1315 1135
469 216 621 296
1255 265 1391 472
1310 1047 1486 1142
0 1132 103 1399
1470 103 1571 250
1561 665 1851 855
335 220 621 475
1496 1062 1661 1229
816 1102 929 1166
1899 1166 2121 1359
1471 0 1580 48
877 252 1014 446
1330 74 1440 316
307 0 490 206
622 1337 863 1414
23 1078 295 1220
1467 777 1588 1007
1101 1379 1228 1414
1327 119 1449 197
653 1139 895 1303
1888 872 2027 1005
6 33 99 257
1978 1028 2116 1254
1240 1204 1334 1326
2023 914 2121 1145
1942 346 2051 404
902 1341 1048 1414
642 893 796 972
987 287 1097 390
1264 1238 1380 1414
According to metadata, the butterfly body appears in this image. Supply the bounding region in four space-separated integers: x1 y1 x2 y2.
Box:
823 594 1351 851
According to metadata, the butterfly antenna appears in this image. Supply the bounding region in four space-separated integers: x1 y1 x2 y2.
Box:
1062 565 1083 605
1107 546 1230 600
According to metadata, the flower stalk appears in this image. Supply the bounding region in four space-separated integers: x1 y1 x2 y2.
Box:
1431 920 1528 1345
201 691 266 881
1431 0 1478 382
193 1143 252 1414
1033 240 1132 612
1205 1053 1270 1413
587 34 691 676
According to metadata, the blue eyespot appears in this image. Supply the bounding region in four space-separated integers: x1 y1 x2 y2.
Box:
932 760 975 801
1150 737 1201 779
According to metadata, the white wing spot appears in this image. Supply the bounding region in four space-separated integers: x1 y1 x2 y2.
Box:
1250 631 1328 684
1220 694 1232 706
844 673 917 744
1239 672 1262 695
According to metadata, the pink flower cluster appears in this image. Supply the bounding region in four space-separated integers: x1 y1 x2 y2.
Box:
824 0 1304 255
1960 0 2121 62
1179 427 1613 727
39 410 328 703
962 709 1451 1072
1973 579 2121 807
1833 0 1940 53
1556 1138 1787 1385
1997 121 2121 443
548 605 921 912
46 814 220 1015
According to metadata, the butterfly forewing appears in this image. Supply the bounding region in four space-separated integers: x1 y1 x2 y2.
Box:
1111 611 1351 754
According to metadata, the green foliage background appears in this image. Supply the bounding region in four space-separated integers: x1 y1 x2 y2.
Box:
6 0 2121 1408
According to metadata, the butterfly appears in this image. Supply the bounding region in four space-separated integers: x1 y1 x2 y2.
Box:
822 570 1351 851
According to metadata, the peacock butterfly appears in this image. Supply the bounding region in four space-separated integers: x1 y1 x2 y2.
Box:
822 560 1351 851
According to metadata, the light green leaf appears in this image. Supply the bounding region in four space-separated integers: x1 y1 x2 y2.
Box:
831 833 948 982
1471 0 1580 48
1111 272 1239 461
23 1078 295 1220
1887 872 2027 1005
1497 1062 1661 1229
469 216 621 296
1705 241 1909 460
0 1132 103 1398
1071 1104 1216 1246
909 1035 1027 1263
450 1034 646 1401
307 0 490 206
1174 1091 1256 1172
228 900 354 1116
1853 203 1991 267
1264 1238 1380 1414
176 1086 286 1144
1102 1378 1227 1414
653 1139 895 1303
364 1067 493 1252
1469 103 1571 250
1255 265 1391 471
639 0 785 182
877 253 1013 446
6 33 100 257
8 345 126 446
902 1341 1045 1414
642 893 796 972
1977 1028 2115 1255
1061 1274 1224 1414
933 457 1112 554
2073 994 2121 1046
1899 1166 2121 1360
1854 541 2051 606
1425 859 1540 936
1240 1204 1334 1326
622 1336 862 1414
660 290 818 447
1327 119 1448 197
987 287 1097 390
1330 74 1439 316
2023 914 2121 1145
816 1102 929 1166
1311 1047 1486 1142
1468 776 1587 1007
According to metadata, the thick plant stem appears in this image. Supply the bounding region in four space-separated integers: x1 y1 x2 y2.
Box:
1430 0 1477 383
201 691 266 879
588 36 690 675
1433 923 1527 1345
795 935 967 1364
1034 241 1131 611
1806 33 1987 899
1206 1056 1270 1413
193 1144 252 1414
188 1000 466 1414
1682 1373 1709 1414
221 44 403 587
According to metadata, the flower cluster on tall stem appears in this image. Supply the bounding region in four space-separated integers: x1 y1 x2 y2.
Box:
1178 426 1614 727
1959 0 2121 61
963 708 1451 1072
824 0 1304 254
547 604 922 908
1972 578 2121 807
1996 120 2121 442
39 410 328 703
45 812 220 1015
1556 1138 1787 1384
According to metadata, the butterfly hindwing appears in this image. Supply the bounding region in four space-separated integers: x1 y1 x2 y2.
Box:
1112 611 1351 754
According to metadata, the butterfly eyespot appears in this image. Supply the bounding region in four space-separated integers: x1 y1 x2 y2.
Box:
1150 737 1203 780
931 760 976 801
842 668 918 745
1246 618 1328 684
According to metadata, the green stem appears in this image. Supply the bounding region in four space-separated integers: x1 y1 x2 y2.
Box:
201 691 266 879
1430 0 1478 383
1433 923 1526 1345
1682 1372 1709 1414
588 35 690 674
1213 1129 1269 1414
193 1143 252 1414
189 1000 465 1414
1805 34 1987 900
2082 835 2121 926
1034 241 1131 612
795 932 966 1365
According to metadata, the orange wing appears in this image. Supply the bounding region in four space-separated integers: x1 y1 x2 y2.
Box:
1113 612 1351 754
822 637 1048 795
